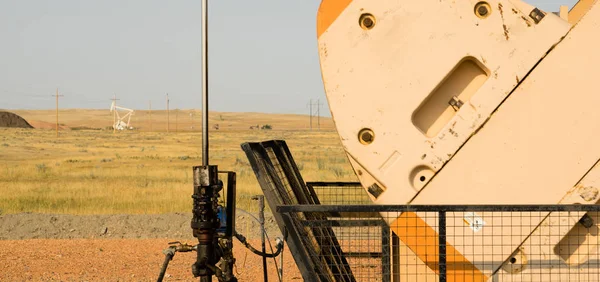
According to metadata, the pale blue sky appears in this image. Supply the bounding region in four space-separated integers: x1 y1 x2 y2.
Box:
0 0 579 115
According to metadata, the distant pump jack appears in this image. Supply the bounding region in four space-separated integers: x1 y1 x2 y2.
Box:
110 101 135 130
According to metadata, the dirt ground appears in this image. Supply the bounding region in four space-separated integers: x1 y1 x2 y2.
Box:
0 212 300 281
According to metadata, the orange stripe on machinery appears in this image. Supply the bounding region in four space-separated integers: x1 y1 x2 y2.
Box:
569 0 595 24
390 212 489 282
317 0 352 39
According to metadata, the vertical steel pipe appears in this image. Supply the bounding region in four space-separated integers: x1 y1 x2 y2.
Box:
201 0 209 166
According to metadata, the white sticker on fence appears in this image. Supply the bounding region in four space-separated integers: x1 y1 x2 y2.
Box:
464 212 486 232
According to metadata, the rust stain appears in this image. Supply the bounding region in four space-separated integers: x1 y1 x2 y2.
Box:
498 3 509 40
320 45 329 58
521 16 532 27
469 102 477 111
579 186 599 202
472 117 491 136
516 75 520 84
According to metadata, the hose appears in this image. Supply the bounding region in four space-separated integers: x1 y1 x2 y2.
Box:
236 207 284 282
234 231 284 258
155 208 283 282
157 247 176 282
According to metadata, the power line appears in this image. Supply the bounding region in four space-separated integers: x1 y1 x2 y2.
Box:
53 88 64 138
308 99 312 131
317 98 322 130
190 111 195 130
166 93 170 133
307 99 324 131
149 100 153 132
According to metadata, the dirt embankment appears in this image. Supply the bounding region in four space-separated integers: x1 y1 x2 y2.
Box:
0 211 280 240
0 111 34 128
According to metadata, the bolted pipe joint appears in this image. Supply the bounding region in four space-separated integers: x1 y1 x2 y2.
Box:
191 165 222 279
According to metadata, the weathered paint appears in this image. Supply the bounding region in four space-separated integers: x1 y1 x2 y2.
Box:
317 0 571 207
410 1 600 277
317 0 600 279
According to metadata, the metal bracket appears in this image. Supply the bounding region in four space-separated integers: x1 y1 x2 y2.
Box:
449 96 464 112
367 183 384 199
529 8 546 24
579 213 595 228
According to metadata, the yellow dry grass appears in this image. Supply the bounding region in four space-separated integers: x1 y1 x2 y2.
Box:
0 110 356 215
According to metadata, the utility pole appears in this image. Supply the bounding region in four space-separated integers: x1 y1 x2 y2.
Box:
190 111 194 130
53 88 64 138
309 99 313 131
317 99 321 130
149 100 152 132
175 108 179 133
166 93 170 133
111 94 120 134
307 99 324 131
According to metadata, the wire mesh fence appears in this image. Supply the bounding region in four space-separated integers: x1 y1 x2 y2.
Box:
278 205 600 282
241 140 600 281
308 182 374 205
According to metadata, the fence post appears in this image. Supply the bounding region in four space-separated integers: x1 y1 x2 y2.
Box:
439 211 447 282
382 222 391 282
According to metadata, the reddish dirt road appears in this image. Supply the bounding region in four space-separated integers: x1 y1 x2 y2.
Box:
0 238 301 281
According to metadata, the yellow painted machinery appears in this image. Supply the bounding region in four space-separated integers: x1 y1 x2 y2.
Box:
313 0 600 281
157 1 600 281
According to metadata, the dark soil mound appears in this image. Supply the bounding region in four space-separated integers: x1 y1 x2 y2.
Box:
0 111 33 128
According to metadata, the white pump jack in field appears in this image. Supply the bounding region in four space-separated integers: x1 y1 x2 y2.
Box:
110 101 135 130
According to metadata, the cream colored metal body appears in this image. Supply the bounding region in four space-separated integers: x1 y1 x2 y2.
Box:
319 0 571 204
317 0 600 280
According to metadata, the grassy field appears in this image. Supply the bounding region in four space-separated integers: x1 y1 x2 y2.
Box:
0 110 356 214
10 109 336 132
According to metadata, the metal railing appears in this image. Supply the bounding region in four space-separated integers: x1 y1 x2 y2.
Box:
278 204 600 282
